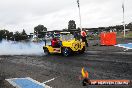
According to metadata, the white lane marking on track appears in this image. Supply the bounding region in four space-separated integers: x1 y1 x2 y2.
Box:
6 77 52 88
115 44 132 50
43 77 58 84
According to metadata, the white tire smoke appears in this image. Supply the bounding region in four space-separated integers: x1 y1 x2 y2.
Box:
0 40 50 55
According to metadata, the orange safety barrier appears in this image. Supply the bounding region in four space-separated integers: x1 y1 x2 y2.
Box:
100 32 117 46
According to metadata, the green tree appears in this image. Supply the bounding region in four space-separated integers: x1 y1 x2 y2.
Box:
68 20 76 30
21 29 28 40
34 25 47 33
0 29 9 40
34 24 47 38
127 22 132 31
14 31 21 41
21 29 27 35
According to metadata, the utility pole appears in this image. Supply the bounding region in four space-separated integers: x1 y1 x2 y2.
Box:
122 0 125 37
77 0 82 31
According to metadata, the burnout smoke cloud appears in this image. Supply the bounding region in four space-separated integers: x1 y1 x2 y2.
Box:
0 40 47 55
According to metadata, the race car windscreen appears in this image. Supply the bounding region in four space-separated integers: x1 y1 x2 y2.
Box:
61 34 74 41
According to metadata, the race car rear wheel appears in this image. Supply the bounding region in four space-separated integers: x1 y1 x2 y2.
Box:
43 47 49 55
62 47 71 56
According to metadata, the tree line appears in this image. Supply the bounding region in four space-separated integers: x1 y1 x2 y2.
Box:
0 24 47 41
0 20 132 41
0 29 28 41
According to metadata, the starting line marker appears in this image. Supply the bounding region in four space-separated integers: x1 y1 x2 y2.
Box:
6 77 52 88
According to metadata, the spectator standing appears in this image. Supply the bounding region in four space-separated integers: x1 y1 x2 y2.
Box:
81 29 88 47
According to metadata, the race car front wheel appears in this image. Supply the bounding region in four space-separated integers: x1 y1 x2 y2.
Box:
62 47 71 56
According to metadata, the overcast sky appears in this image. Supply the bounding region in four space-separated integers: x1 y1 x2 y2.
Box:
0 0 132 34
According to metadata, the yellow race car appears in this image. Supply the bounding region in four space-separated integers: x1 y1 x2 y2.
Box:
43 32 85 56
